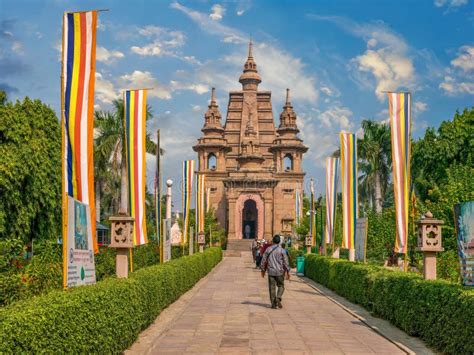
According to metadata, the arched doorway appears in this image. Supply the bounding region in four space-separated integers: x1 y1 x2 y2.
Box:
235 194 264 239
242 200 257 239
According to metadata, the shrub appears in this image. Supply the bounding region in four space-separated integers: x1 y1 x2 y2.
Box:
305 255 474 355
0 247 222 353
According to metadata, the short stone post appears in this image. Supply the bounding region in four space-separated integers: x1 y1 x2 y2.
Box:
415 211 444 280
109 211 134 278
305 234 313 254
198 231 205 253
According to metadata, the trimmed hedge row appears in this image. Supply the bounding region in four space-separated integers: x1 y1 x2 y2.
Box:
304 255 474 355
0 247 222 353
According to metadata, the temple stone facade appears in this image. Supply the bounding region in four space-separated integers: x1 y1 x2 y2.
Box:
193 42 308 240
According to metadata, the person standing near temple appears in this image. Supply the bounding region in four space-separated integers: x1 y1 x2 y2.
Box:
260 235 290 309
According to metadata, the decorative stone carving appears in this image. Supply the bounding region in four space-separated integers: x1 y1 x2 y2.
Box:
416 211 444 252
415 211 445 280
109 212 134 249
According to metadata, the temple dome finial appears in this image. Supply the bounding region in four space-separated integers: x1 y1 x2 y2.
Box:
239 39 261 90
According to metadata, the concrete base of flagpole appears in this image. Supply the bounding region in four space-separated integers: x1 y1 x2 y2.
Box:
116 248 129 278
349 248 355 262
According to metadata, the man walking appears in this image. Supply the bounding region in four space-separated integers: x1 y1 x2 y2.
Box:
260 235 290 309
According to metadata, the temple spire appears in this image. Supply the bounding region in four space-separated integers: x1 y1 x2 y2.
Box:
239 39 261 90
211 87 216 104
285 88 290 105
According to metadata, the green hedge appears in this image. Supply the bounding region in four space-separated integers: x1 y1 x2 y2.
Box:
0 247 222 353
305 255 474 355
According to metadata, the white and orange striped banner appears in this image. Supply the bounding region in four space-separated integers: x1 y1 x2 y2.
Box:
197 174 206 233
325 157 339 244
124 89 148 246
388 92 411 254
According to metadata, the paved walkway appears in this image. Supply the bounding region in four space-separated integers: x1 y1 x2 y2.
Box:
128 252 431 354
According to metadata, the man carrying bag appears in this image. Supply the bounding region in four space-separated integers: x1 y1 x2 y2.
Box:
260 235 290 309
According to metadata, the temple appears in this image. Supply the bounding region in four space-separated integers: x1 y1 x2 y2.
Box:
193 41 308 240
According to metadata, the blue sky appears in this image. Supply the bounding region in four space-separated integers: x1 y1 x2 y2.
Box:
1 0 473 210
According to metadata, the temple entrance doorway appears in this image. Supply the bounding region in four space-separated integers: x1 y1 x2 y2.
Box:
242 199 257 239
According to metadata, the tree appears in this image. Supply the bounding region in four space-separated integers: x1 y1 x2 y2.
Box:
94 99 158 217
357 120 392 213
412 107 473 202
0 91 61 243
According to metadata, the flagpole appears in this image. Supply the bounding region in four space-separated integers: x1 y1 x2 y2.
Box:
157 129 163 263
61 12 68 289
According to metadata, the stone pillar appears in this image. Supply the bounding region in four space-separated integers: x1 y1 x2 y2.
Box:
415 211 444 280
198 231 205 253
228 198 237 239
166 179 173 219
305 234 312 254
109 212 134 278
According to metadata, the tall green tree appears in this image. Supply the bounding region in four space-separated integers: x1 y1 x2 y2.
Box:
357 120 392 213
412 107 473 202
94 99 157 217
0 92 61 242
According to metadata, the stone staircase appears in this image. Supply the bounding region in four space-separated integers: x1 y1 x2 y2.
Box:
224 239 253 257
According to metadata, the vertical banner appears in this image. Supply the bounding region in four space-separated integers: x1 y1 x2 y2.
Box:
124 89 148 246
182 160 195 245
388 92 411 254
295 189 302 225
325 157 339 244
62 10 99 287
310 179 316 245
454 201 474 286
156 130 163 262
340 132 358 251
197 174 206 233
206 187 211 212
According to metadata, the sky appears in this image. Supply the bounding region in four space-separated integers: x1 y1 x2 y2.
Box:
1 0 473 210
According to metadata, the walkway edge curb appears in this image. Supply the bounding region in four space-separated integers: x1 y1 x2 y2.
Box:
298 274 435 355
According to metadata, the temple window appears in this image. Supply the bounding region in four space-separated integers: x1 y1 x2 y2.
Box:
207 153 217 171
283 154 293 171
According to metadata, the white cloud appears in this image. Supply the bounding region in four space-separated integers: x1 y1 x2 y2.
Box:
439 45 474 95
413 101 428 114
119 70 173 100
434 0 468 8
171 1 246 44
237 10 245 16
96 46 124 63
11 41 24 55
192 104 202 112
131 25 185 57
318 105 353 131
209 4 225 21
451 45 474 72
95 72 119 104
310 15 416 101
170 80 209 94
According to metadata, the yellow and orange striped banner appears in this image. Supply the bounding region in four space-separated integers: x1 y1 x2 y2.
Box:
388 92 411 254
124 89 148 246
340 132 358 250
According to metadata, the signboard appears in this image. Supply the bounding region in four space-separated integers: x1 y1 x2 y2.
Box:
163 218 172 262
355 218 367 262
454 201 474 286
66 197 96 287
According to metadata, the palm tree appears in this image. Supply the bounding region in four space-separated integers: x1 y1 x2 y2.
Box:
94 98 159 216
357 120 391 213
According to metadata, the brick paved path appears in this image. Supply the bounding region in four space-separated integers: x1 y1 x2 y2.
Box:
128 253 423 354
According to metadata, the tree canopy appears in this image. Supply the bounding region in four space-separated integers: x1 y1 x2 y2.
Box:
0 91 61 242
